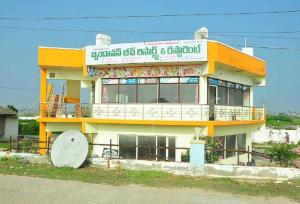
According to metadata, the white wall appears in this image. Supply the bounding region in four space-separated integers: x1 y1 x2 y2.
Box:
252 125 300 144
4 117 18 139
213 64 254 86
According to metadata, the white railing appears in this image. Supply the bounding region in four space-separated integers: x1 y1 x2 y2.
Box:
92 104 210 121
91 103 265 121
214 105 265 121
40 102 265 122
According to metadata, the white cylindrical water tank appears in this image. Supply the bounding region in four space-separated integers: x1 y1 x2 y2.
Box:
194 27 208 40
96 34 111 46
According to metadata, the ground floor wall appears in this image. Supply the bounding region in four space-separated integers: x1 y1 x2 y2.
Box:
44 122 261 164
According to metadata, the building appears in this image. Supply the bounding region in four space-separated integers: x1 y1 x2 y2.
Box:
0 106 18 139
37 28 266 164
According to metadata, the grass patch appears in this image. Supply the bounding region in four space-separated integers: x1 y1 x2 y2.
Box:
0 142 9 149
0 157 299 201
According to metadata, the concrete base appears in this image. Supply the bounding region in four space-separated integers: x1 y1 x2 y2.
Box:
1 152 299 181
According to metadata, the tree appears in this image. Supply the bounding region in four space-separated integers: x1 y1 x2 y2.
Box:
7 105 18 113
265 143 298 167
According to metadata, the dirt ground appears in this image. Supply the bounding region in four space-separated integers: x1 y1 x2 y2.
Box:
0 174 298 204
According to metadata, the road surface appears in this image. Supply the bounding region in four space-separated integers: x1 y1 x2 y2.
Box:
0 174 297 204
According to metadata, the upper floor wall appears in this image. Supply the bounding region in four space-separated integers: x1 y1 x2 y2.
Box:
38 39 266 80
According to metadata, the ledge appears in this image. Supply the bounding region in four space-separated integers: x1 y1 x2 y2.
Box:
37 117 265 126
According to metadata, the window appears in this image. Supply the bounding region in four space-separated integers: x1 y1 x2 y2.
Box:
118 135 175 161
235 84 243 106
168 137 176 161
208 78 252 107
119 135 136 159
179 77 199 103
138 136 156 160
138 78 158 103
237 134 246 151
218 86 227 105
243 86 250 106
102 77 199 104
119 78 137 103
159 78 179 103
225 82 235 106
157 136 166 160
102 84 118 103
226 135 236 158
217 80 227 105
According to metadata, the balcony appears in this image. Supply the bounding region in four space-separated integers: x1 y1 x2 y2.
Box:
40 103 265 122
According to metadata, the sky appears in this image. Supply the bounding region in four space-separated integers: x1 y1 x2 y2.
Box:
0 0 299 113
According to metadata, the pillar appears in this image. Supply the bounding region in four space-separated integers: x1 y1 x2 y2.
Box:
190 140 205 168
39 122 47 155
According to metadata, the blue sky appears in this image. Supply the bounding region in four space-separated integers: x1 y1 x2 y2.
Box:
0 0 299 113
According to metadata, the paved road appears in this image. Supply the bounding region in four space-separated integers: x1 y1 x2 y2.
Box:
0 174 297 204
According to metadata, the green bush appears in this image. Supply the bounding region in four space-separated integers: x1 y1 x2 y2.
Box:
181 150 190 162
267 114 293 123
204 137 219 163
265 143 298 167
18 120 39 135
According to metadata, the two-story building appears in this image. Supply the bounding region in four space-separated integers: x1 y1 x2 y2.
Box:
38 28 266 164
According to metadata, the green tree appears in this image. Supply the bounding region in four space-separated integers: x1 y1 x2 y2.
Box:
265 143 298 167
7 105 18 113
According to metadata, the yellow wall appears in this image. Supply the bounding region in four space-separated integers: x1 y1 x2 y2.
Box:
208 41 266 77
38 47 85 69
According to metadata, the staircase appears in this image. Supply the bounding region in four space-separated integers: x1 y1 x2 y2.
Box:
47 83 65 118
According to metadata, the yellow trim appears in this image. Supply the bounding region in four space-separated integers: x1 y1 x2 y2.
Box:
38 117 265 126
38 117 82 123
38 47 85 68
208 41 266 77
63 96 80 103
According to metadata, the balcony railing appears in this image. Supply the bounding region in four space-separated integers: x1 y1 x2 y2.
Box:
39 103 265 121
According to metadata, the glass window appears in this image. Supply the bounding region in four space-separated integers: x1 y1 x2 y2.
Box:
179 84 198 103
119 135 136 159
226 135 236 158
159 84 178 103
168 137 176 161
138 84 158 103
138 136 156 160
119 84 136 103
237 134 246 151
228 88 236 106
218 86 227 105
243 88 250 106
236 89 243 106
157 136 166 160
102 84 118 103
180 77 199 84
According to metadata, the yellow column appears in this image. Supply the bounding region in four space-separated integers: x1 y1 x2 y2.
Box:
39 68 47 154
207 125 214 137
39 122 47 155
